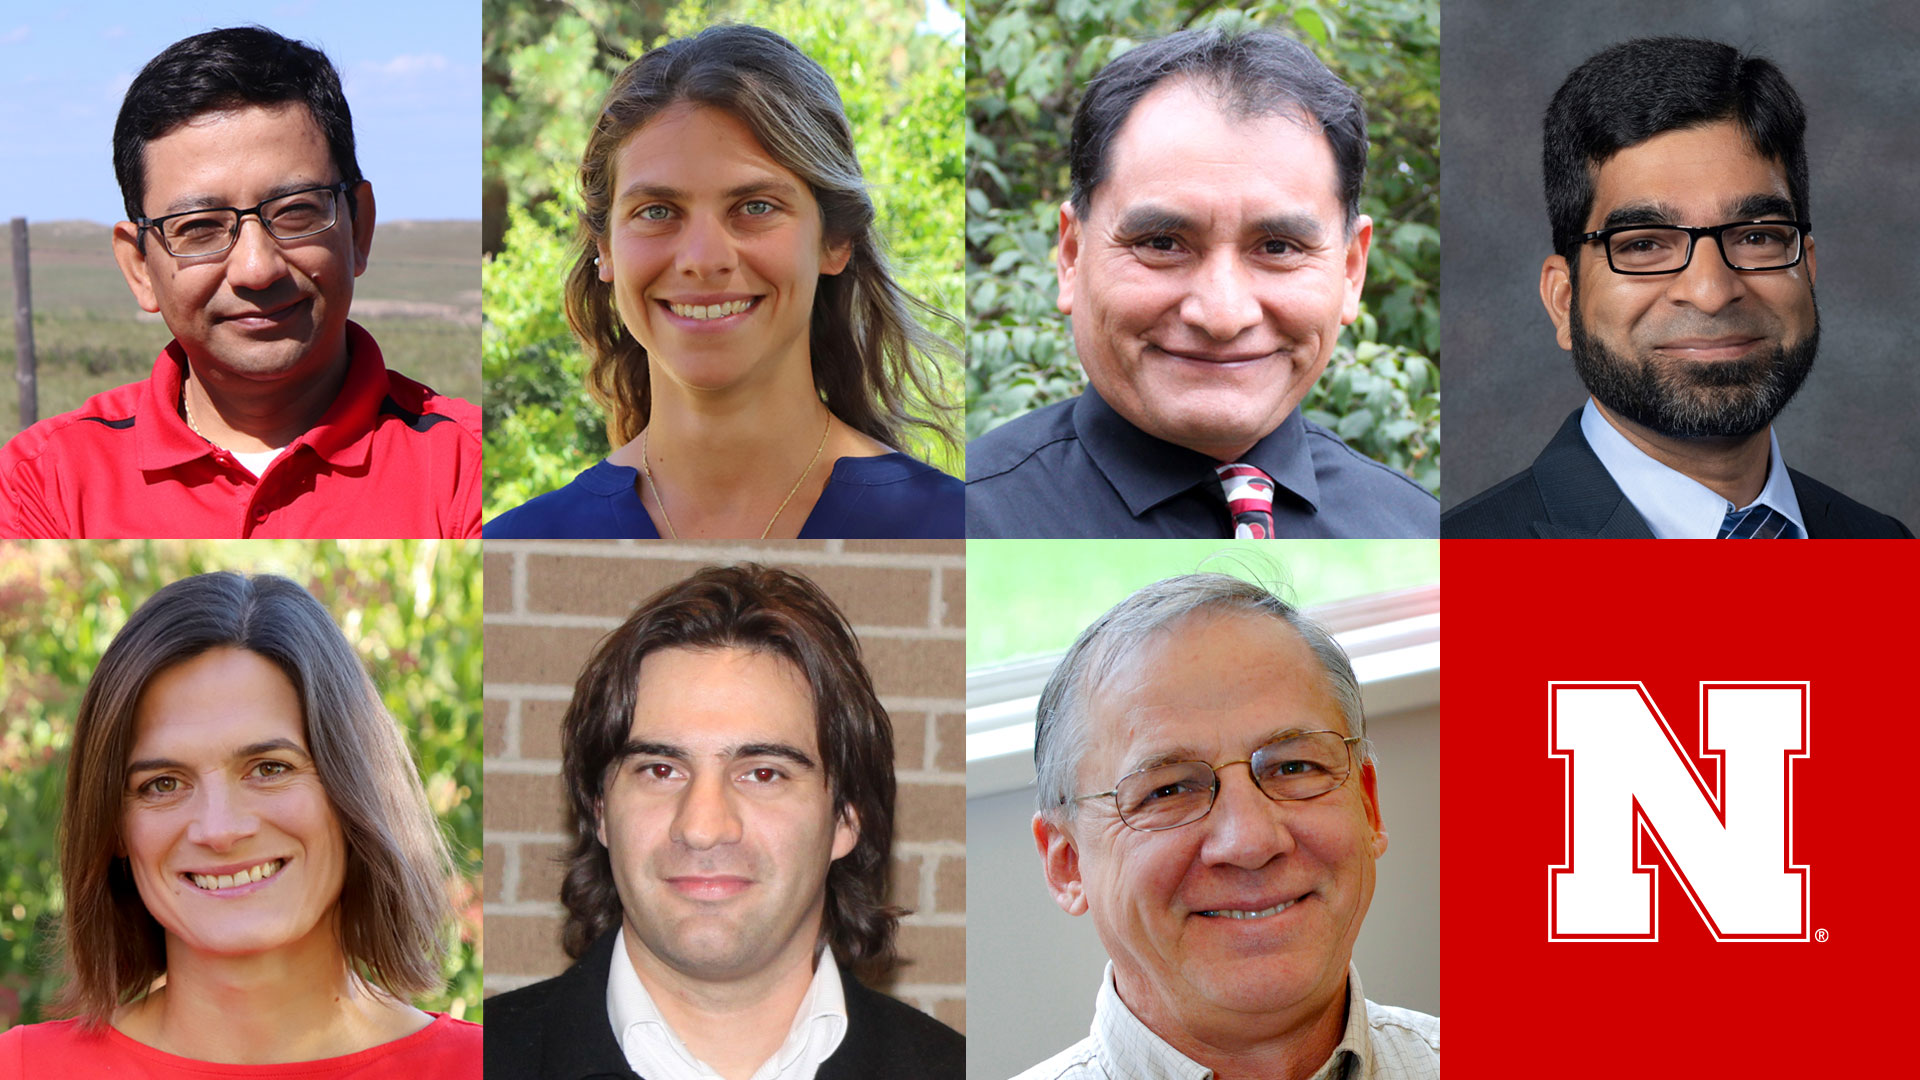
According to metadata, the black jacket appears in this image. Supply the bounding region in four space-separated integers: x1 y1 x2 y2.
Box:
1443 409 1913 538
483 929 964 1080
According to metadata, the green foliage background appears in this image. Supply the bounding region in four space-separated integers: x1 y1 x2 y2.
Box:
0 540 483 1029
482 0 966 517
967 0 1440 491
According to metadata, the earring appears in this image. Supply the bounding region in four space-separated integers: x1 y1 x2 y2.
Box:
594 257 601 266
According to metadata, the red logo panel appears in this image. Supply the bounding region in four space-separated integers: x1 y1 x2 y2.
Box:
1443 541 1910 1073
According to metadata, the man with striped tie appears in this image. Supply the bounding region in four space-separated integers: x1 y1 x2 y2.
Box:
965 27 1439 539
1443 37 1912 539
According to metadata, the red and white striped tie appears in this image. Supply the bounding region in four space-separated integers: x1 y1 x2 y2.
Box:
1215 462 1275 538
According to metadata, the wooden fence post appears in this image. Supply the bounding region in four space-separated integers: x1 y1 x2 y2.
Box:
10 217 35 429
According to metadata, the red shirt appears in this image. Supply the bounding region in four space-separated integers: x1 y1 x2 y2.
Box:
0 1013 481 1079
0 323 481 538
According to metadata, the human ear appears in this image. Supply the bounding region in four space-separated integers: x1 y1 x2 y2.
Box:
1339 214 1374 325
1055 202 1081 316
348 181 376 277
1541 254 1574 352
820 235 853 277
830 803 860 861
1034 811 1089 916
112 221 161 314
1360 759 1389 859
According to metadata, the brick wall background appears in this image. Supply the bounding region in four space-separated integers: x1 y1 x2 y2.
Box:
482 539 966 1032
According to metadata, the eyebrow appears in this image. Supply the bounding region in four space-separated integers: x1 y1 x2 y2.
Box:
157 180 338 217
1112 206 1325 245
616 739 819 771
1600 201 1684 230
616 177 801 206
1730 193 1796 220
1252 213 1326 245
1601 194 1797 231
126 737 312 776
1123 727 1322 774
1114 205 1195 237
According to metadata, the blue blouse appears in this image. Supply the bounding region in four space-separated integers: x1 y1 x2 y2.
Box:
484 452 963 539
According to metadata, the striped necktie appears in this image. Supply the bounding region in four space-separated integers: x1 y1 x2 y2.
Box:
1215 462 1275 538
1717 504 1796 538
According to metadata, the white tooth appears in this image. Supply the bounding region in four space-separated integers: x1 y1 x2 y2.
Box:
249 865 263 882
704 304 722 319
216 874 234 889
193 875 209 890
263 860 280 878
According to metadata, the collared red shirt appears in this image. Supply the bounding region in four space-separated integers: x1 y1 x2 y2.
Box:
966 389 1438 538
0 321 481 538
1579 398 1806 539
1008 963 1438 1080
605 926 849 1080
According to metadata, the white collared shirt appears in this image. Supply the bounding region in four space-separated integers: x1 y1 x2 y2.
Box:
1580 398 1807 538
605 926 849 1080
1008 962 1439 1080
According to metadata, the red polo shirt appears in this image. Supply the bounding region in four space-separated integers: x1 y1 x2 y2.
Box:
0 322 481 538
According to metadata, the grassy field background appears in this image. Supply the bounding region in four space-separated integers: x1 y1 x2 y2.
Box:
0 219 479 441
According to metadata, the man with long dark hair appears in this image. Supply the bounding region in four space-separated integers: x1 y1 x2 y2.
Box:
485 564 962 1079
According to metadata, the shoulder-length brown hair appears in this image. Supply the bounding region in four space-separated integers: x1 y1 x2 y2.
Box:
564 22 959 457
55 572 453 1027
560 563 903 979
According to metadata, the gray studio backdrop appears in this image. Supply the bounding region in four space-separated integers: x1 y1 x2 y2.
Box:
1441 0 1920 522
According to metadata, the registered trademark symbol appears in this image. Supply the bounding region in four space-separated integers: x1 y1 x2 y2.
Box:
1814 928 1829 942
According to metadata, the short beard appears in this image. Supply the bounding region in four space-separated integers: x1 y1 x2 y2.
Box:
1568 287 1819 440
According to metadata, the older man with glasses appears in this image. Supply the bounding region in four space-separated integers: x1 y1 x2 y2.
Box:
1444 36 1910 539
0 26 480 539
1013 572 1438 1080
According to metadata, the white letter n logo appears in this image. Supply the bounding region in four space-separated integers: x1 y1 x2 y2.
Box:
1548 682 1809 941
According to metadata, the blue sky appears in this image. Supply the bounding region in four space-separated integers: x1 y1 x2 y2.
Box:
0 1 479 223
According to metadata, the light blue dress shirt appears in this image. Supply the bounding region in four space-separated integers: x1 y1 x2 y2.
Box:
1580 399 1806 539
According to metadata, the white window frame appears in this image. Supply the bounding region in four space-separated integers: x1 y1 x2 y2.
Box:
964 583 1439 799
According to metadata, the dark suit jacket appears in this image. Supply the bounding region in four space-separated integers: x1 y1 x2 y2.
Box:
484 929 964 1080
1443 409 1914 538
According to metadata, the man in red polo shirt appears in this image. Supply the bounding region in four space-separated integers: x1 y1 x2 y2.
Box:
0 26 480 539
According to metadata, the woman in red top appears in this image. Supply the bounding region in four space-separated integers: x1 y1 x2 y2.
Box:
0 572 479 1077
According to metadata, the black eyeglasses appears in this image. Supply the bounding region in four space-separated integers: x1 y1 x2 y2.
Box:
137 182 353 258
1068 730 1365 832
1579 219 1811 275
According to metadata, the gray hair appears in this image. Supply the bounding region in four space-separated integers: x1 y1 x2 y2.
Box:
1033 572 1366 816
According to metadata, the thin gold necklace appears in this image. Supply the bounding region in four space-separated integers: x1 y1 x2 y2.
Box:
181 384 209 442
642 412 833 539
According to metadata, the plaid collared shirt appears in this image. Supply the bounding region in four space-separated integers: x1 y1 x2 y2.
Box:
1008 963 1438 1080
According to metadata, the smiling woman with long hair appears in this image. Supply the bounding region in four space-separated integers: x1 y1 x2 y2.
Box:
0 573 479 1077
483 23 963 540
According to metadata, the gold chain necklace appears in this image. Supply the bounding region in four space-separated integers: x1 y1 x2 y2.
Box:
642 412 833 539
181 385 208 442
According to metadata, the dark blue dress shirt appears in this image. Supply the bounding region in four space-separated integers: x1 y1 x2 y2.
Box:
485 452 963 538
